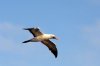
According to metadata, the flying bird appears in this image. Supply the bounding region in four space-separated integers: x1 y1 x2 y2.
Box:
22 27 58 58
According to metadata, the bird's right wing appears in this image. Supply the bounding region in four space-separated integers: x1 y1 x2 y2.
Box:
24 27 43 37
41 40 58 58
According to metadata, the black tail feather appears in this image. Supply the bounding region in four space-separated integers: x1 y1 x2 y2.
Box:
22 40 31 43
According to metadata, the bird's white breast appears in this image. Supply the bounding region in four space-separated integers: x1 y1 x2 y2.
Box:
36 34 52 41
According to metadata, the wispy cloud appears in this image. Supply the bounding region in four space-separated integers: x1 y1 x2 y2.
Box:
0 22 15 30
0 22 32 65
87 0 100 6
82 19 100 48
0 22 31 53
0 22 21 51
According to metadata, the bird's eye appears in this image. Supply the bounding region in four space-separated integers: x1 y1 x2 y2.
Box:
52 37 55 39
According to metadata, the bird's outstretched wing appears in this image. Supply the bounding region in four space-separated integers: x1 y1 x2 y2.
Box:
24 27 43 37
41 40 58 58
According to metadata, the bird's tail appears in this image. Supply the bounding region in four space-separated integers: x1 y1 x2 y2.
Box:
22 39 31 43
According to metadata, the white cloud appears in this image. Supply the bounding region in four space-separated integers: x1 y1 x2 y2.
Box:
80 19 100 66
0 22 30 53
82 20 100 48
0 22 15 30
87 0 100 6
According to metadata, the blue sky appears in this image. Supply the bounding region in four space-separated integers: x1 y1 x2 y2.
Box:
0 0 100 66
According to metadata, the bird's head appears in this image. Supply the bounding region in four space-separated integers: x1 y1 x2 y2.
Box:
50 34 59 40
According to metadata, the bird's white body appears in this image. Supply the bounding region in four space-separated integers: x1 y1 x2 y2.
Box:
31 34 55 42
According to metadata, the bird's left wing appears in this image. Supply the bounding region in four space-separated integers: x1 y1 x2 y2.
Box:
24 27 43 37
41 40 58 58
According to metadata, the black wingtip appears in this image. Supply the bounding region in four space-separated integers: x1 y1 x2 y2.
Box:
23 28 32 30
22 41 27 43
51 49 58 58
22 41 26 43
54 51 58 58
55 55 57 58
23 27 40 30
